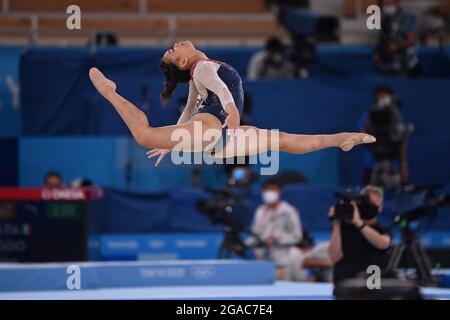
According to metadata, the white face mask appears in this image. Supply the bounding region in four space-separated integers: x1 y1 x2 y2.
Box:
383 5 398 16
262 190 280 204
376 95 393 108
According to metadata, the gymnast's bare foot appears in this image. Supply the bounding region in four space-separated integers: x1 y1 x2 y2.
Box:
89 67 117 97
336 132 376 152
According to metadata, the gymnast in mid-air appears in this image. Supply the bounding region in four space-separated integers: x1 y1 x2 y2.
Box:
89 40 375 166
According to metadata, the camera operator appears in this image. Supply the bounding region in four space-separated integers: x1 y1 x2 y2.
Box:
328 186 392 288
247 36 295 80
359 85 412 189
246 178 302 279
373 0 420 77
289 34 318 79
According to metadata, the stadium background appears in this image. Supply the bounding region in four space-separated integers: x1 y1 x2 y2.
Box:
1 0 450 299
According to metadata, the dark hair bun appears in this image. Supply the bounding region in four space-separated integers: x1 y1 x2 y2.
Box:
161 80 177 100
160 61 191 100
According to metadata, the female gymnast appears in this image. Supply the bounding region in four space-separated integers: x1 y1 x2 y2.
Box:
89 40 376 166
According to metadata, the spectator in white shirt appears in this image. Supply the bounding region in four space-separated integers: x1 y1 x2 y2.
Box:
247 178 302 279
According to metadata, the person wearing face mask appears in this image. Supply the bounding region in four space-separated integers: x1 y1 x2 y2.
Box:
367 86 402 136
247 178 302 279
247 37 295 80
358 85 412 189
328 185 392 291
374 0 421 77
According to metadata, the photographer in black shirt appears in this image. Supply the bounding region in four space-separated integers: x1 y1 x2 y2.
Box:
328 186 392 288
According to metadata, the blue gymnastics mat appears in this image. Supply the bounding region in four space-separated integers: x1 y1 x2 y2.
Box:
0 260 275 292
1 282 450 300
1 260 450 300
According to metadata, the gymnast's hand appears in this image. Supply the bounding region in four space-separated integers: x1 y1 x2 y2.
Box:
146 148 170 166
223 105 240 137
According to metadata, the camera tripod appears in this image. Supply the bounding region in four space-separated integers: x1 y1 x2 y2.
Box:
217 227 247 259
386 223 436 286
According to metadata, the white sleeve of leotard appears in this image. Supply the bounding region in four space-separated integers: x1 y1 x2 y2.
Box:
194 61 235 111
177 81 199 124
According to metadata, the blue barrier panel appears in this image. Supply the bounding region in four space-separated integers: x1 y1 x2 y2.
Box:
0 260 275 292
89 231 450 263
99 233 223 260
86 186 450 235
19 137 340 190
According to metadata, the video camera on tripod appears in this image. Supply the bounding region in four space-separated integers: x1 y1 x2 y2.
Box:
197 187 252 258
366 101 414 161
364 87 415 190
387 185 450 285
393 185 450 226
